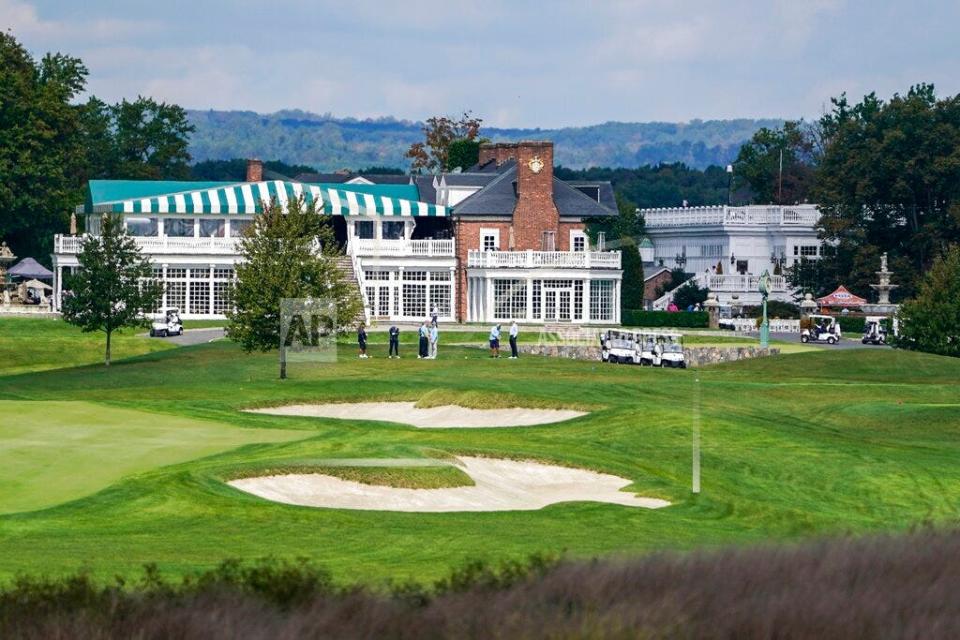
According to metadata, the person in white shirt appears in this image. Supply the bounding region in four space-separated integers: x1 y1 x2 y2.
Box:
508 321 519 359
429 324 439 359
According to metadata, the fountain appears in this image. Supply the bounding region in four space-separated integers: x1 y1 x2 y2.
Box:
0 242 16 306
862 252 899 315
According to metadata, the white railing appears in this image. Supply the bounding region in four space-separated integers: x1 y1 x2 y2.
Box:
467 250 622 269
349 238 455 257
641 205 820 228
55 234 240 255
652 273 790 310
704 274 788 292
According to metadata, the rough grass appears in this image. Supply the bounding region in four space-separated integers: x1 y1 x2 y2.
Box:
0 317 174 374
3 529 960 639
413 388 593 412
226 462 474 489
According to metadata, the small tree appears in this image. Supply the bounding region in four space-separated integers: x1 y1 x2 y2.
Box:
896 246 960 357
228 196 363 378
406 112 482 173
672 280 709 310
61 214 162 366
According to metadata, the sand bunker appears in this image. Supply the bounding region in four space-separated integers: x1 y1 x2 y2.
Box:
228 456 670 512
245 401 586 429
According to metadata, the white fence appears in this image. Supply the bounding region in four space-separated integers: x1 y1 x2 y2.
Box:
349 238 454 257
652 272 792 310
55 234 240 255
642 205 820 228
721 318 801 333
467 250 621 269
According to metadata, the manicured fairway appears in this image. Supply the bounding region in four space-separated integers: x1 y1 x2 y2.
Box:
0 401 308 514
0 318 958 586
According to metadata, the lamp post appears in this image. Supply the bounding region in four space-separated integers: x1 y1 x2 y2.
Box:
758 269 771 348
726 164 734 206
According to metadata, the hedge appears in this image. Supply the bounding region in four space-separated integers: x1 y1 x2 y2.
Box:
836 316 866 333
622 310 710 328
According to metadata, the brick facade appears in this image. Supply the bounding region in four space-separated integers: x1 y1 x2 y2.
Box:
245 159 263 182
454 141 588 321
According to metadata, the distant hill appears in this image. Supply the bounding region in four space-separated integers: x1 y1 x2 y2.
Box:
186 110 783 172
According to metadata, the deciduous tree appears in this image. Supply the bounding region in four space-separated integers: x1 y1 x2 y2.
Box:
896 245 960 358
228 197 362 378
406 112 482 172
61 215 162 366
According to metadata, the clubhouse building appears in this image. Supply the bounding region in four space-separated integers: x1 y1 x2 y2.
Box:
52 141 623 324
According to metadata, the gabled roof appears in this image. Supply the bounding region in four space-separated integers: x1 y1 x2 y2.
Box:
412 175 437 205
440 173 499 187
566 181 617 212
450 165 617 218
817 285 867 307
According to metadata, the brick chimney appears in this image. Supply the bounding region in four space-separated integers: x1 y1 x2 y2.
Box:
477 143 497 166
246 159 263 182
513 141 558 250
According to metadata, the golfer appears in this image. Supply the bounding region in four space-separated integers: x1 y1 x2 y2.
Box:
489 324 501 358
509 320 519 359
429 323 439 359
388 325 400 358
357 323 368 359
430 305 439 327
418 321 430 359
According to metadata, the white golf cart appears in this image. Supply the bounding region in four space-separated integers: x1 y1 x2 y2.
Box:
150 308 183 338
601 329 642 364
861 316 888 345
801 314 841 344
658 333 687 368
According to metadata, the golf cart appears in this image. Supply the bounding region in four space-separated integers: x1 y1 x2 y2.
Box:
861 316 888 345
658 333 687 368
801 314 841 344
150 308 183 338
601 329 642 364
639 334 661 366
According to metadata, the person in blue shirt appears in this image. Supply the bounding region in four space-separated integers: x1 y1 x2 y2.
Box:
428 323 439 359
508 320 519 359
489 324 501 358
388 325 400 358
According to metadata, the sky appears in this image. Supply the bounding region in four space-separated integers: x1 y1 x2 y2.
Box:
4 0 959 128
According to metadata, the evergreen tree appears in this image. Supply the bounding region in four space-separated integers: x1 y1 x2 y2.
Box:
228 197 362 378
61 215 163 366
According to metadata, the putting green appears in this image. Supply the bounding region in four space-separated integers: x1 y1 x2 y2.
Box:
0 401 308 514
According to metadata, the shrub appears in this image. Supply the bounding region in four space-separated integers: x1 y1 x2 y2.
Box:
623 310 709 328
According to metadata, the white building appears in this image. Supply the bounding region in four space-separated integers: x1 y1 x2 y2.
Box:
640 204 824 306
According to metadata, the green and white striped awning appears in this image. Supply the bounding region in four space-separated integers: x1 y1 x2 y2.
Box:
78 181 447 217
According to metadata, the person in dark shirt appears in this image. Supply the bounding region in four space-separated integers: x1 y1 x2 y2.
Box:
357 324 368 359
388 325 400 358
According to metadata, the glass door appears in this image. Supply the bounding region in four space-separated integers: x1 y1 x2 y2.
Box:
558 290 571 321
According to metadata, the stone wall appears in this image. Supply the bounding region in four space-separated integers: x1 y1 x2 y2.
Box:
519 343 779 367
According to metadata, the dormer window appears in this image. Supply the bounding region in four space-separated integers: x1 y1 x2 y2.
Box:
481 228 500 251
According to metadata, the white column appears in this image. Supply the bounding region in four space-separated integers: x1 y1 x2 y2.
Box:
449 266 456 321
209 264 216 315
526 276 534 322
55 265 63 311
582 278 591 323
484 276 494 323
613 279 621 325
397 267 404 318
162 264 168 311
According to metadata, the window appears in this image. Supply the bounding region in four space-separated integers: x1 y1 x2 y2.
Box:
493 279 527 320
213 282 232 314
213 268 234 280
429 284 452 317
229 220 252 237
166 268 186 279
402 283 426 318
589 280 614 322
699 244 724 257
403 271 427 281
189 281 210 315
541 231 556 251
126 217 157 237
364 270 391 281
571 231 587 252
165 218 195 237
355 220 374 239
736 260 749 275
166 281 186 311
382 221 405 240
429 270 451 281
190 267 210 279
574 280 584 320
480 228 500 252
532 280 541 319
793 244 819 257
200 219 225 237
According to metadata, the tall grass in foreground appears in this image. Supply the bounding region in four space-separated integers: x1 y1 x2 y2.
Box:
3 529 959 639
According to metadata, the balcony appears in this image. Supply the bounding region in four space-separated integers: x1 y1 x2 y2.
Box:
55 234 240 255
703 273 788 292
467 250 621 270
642 205 820 228
349 238 454 258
